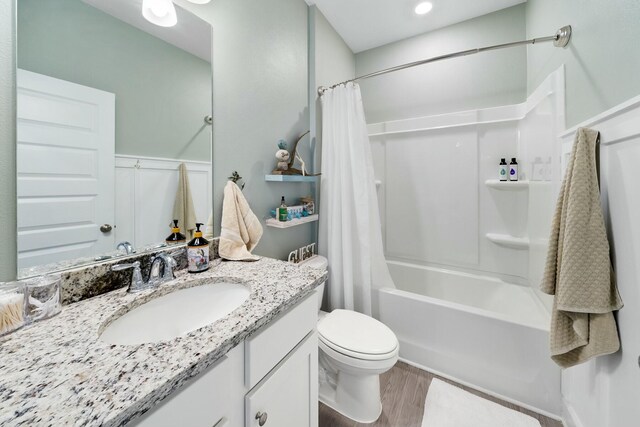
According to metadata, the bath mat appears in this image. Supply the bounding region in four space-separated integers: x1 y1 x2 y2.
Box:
421 379 541 427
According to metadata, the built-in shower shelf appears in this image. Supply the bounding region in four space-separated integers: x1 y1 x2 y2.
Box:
266 214 318 228
486 233 530 250
265 174 318 182
485 179 529 190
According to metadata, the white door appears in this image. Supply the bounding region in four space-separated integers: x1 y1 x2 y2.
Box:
17 69 115 269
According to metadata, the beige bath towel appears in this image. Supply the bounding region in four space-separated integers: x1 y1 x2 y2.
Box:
541 127 623 368
173 163 197 238
219 181 263 261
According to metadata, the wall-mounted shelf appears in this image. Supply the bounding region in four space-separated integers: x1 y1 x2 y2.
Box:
265 174 318 182
266 214 319 229
486 233 530 250
485 179 529 191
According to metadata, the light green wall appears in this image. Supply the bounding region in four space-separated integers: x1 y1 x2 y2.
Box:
315 9 355 90
18 0 211 161
355 4 527 124
176 0 313 260
526 0 640 128
0 0 17 281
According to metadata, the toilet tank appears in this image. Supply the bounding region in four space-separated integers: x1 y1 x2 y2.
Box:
297 255 328 311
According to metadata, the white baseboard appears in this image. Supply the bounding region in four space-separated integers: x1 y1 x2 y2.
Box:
398 357 565 424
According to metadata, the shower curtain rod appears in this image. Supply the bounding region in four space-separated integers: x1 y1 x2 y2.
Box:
318 25 572 95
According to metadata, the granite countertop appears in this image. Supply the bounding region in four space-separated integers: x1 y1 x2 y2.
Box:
0 257 326 427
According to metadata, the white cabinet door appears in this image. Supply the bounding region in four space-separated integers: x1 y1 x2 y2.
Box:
246 332 318 427
131 344 244 427
17 69 115 269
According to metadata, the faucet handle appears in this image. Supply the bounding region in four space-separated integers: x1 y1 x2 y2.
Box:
112 261 145 292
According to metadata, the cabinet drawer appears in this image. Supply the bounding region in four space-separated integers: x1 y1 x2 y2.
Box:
245 290 318 389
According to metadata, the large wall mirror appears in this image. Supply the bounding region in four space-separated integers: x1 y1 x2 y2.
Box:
16 0 213 277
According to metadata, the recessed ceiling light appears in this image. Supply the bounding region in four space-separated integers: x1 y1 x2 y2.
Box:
415 2 433 15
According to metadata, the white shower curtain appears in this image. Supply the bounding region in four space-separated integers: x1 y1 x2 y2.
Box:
319 82 394 316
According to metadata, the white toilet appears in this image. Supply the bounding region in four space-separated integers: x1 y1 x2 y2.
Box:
298 255 399 423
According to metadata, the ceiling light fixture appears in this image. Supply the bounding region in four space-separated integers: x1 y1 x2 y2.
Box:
142 0 211 28
142 0 177 27
414 2 433 15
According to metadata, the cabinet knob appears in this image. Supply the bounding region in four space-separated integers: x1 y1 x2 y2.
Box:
255 411 268 426
100 224 113 233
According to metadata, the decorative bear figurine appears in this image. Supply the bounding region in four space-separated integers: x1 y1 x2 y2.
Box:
275 140 291 172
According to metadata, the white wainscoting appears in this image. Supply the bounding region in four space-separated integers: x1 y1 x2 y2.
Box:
368 67 564 282
558 94 640 427
115 155 212 248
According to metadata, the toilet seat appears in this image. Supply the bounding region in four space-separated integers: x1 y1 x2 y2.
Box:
318 309 398 361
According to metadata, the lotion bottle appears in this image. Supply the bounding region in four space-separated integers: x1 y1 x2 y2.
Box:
165 219 186 244
278 196 288 222
187 223 209 273
499 158 508 181
509 157 519 181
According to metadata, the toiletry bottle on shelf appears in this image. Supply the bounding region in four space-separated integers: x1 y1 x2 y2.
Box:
509 157 519 181
278 196 288 222
187 223 209 273
166 220 186 244
499 158 508 181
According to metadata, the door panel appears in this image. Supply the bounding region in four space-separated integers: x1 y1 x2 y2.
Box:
17 69 115 269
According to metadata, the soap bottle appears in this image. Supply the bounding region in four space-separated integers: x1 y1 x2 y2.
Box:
187 223 209 273
499 158 508 181
509 157 519 181
278 196 288 222
166 220 186 244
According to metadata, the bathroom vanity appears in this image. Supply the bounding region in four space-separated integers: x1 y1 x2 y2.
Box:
0 258 325 427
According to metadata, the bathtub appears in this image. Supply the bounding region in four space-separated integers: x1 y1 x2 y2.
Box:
378 261 562 416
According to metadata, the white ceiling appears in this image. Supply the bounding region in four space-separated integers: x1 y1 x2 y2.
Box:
83 0 212 62
311 0 526 53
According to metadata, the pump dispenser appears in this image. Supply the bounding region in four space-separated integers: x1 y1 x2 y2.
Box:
187 223 210 273
166 220 186 244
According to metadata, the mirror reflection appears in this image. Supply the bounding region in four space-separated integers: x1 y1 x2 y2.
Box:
16 0 213 276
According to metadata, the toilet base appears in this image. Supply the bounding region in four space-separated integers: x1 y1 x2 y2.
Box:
319 352 387 423
319 369 383 423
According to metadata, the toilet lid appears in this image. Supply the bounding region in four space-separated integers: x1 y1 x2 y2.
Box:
318 310 398 358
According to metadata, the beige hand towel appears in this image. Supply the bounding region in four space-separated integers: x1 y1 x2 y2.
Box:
173 163 197 238
541 127 623 368
204 212 214 240
219 181 263 261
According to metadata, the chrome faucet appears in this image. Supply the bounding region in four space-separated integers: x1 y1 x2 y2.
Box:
148 253 178 286
117 241 135 255
111 253 177 293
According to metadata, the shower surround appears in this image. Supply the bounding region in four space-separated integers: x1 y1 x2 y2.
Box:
369 68 565 417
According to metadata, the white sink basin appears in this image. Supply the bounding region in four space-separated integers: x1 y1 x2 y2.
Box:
100 283 250 345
